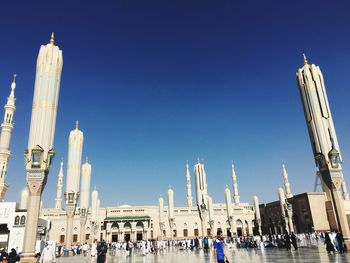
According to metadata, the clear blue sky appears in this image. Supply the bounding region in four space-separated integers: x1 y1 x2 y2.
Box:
0 0 349 208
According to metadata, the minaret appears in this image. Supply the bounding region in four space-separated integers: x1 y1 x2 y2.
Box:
19 187 29 210
23 33 63 259
278 187 286 218
185 161 193 207
65 121 84 251
54 160 64 210
282 161 293 198
0 75 17 201
167 186 175 239
231 161 240 205
297 54 349 200
80 157 91 243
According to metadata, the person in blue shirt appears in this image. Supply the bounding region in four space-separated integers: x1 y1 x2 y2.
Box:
213 230 229 263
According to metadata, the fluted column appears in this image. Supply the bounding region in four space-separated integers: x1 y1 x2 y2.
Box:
158 195 165 239
225 186 236 236
22 33 63 260
194 159 208 238
207 195 214 236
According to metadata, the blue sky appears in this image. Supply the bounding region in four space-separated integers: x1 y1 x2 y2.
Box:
0 0 349 208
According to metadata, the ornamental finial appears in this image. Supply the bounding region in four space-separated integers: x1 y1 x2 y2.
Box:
303 53 308 65
50 32 55 45
75 120 79 129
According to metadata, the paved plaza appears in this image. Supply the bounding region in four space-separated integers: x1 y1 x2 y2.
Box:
56 245 349 263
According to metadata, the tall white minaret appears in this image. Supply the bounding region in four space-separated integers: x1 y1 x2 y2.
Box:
185 161 193 207
0 75 17 201
282 161 293 198
54 160 64 210
231 161 240 205
278 187 286 218
23 33 63 258
80 157 92 209
296 55 349 200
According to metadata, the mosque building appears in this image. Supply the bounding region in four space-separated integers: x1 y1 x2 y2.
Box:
0 35 350 254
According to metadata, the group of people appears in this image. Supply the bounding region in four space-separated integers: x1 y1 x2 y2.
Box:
0 248 20 263
324 230 345 254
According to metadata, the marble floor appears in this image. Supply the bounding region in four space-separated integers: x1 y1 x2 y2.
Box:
56 245 349 263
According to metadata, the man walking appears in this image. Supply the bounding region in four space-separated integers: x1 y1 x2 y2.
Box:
213 230 229 263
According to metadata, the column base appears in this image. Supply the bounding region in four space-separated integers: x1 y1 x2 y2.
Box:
345 239 350 252
20 257 38 263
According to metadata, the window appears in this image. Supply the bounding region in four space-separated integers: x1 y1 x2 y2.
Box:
20 216 26 225
60 235 65 243
85 234 90 241
73 234 78 243
194 229 199 236
14 216 20 225
173 230 177 238
183 229 188 237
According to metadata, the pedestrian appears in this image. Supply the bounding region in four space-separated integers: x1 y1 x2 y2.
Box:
214 230 229 263
91 240 97 257
325 232 335 254
82 242 89 257
284 232 291 250
335 231 345 254
0 248 8 263
8 248 20 263
97 240 107 263
40 243 56 263
291 232 298 251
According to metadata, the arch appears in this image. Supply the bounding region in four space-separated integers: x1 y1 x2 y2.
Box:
183 223 188 229
14 216 20 226
20 215 26 225
136 221 144 229
124 222 131 229
111 222 119 230
236 219 242 227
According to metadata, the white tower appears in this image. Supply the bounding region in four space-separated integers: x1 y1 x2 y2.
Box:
296 55 349 200
54 160 64 210
185 161 193 207
207 195 215 235
282 161 293 198
20 187 29 210
231 161 240 205
23 33 63 259
65 121 84 250
0 75 17 201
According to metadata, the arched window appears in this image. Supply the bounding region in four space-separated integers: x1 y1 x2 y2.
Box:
20 216 26 225
14 216 20 225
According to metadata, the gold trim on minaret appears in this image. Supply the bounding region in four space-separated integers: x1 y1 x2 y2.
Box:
75 120 79 130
